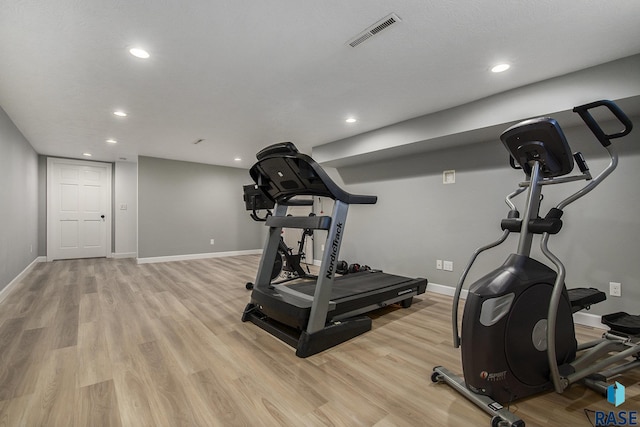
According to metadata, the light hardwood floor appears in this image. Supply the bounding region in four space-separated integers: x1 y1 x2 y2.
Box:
0 255 638 426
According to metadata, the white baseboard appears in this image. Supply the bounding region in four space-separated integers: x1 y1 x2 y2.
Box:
0 256 46 303
137 249 263 264
426 282 606 330
572 311 606 329
111 252 137 259
427 282 469 299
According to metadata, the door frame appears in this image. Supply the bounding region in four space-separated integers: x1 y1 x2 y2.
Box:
46 157 113 261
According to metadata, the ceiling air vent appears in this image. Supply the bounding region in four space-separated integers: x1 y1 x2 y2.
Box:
347 13 402 48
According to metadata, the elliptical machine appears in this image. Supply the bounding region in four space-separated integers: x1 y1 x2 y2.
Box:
432 100 636 427
243 184 314 289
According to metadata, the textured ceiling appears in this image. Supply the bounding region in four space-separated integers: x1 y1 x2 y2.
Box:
1 0 640 168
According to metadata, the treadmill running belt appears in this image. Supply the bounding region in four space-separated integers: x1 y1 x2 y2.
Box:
287 271 416 300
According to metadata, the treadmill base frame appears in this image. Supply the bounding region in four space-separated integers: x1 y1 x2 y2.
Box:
242 303 372 357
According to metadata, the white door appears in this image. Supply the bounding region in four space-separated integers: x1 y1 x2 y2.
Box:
47 158 112 261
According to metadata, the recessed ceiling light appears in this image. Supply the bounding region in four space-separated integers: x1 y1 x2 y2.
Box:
129 48 150 59
113 111 127 117
234 157 242 162
83 153 92 157
491 63 510 73
106 139 117 144
345 117 357 123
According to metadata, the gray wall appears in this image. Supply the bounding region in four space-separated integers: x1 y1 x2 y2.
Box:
0 106 39 292
138 156 263 258
320 120 640 316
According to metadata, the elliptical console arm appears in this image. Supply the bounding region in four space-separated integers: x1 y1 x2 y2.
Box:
573 100 633 147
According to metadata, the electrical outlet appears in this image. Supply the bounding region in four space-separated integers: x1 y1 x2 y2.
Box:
436 260 443 270
443 260 454 272
321 244 325 251
610 282 621 297
210 239 215 245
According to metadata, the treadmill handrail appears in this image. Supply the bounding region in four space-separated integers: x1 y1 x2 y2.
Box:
265 214 332 230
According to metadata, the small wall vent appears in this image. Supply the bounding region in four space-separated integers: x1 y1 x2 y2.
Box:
347 13 402 48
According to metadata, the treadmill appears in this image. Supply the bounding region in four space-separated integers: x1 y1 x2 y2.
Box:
241 142 428 357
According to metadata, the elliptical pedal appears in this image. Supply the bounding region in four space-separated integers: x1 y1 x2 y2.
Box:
567 287 606 313
602 312 640 336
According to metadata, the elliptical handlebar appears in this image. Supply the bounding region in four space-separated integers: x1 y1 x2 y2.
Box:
573 100 633 147
555 99 632 210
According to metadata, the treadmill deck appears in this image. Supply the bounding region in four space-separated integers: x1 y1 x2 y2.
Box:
287 270 422 300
